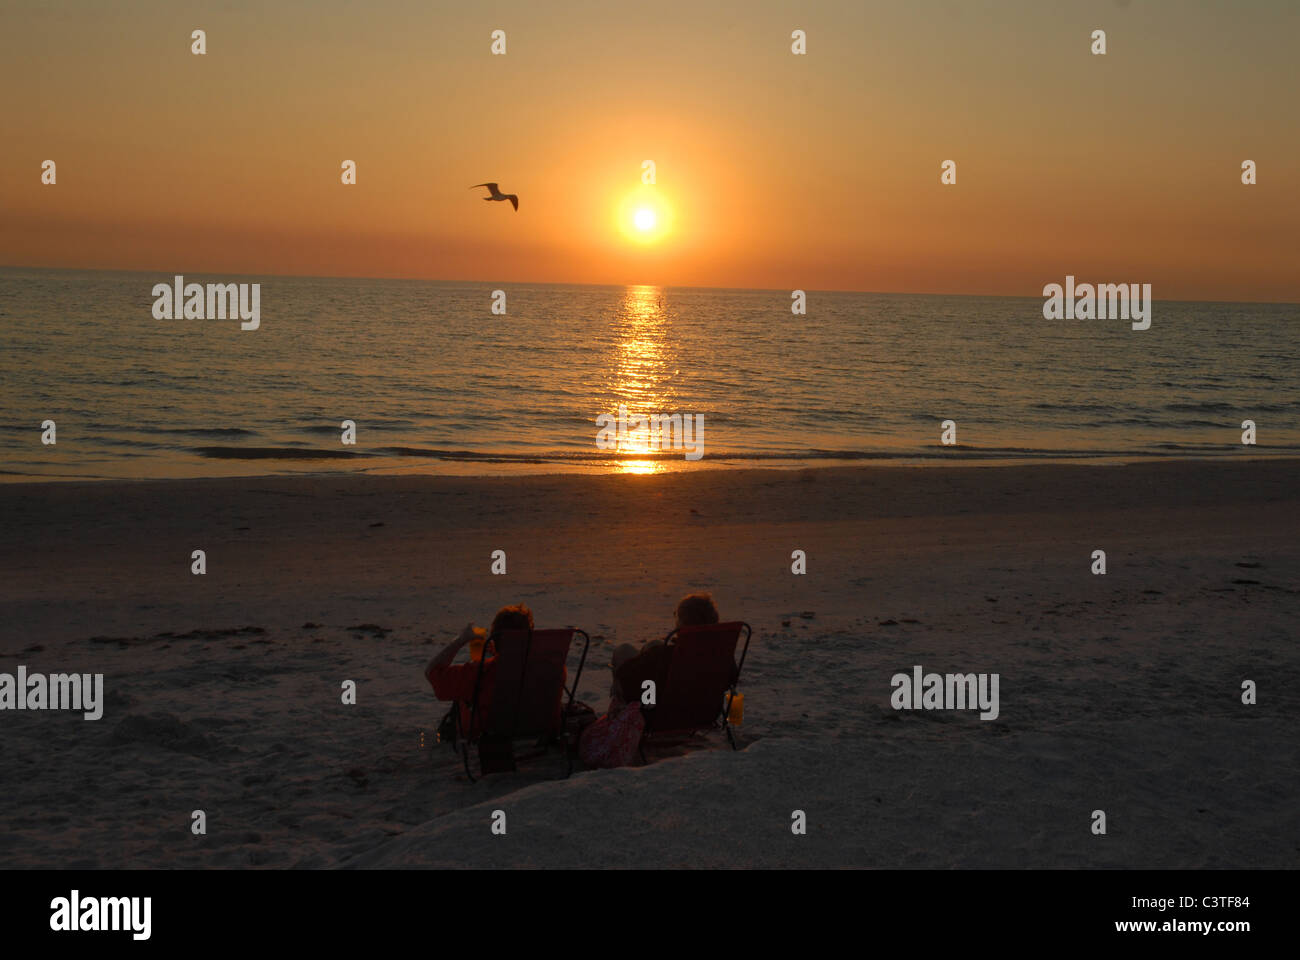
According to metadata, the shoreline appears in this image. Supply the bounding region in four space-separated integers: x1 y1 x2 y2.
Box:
3 448 1299 485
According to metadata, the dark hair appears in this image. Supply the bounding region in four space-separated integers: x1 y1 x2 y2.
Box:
675 592 719 627
490 603 534 636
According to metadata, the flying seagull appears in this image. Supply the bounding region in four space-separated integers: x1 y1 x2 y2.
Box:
470 182 518 211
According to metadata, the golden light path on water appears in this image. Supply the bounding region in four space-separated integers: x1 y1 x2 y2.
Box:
617 460 661 475
611 285 673 475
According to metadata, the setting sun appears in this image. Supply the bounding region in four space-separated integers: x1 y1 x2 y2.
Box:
617 188 673 246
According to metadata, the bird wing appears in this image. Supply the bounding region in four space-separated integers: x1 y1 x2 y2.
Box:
507 194 518 211
470 183 499 193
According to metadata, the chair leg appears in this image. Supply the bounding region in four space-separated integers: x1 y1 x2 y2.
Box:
725 722 738 750
461 741 477 783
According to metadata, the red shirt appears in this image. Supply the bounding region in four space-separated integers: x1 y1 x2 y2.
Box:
427 657 567 737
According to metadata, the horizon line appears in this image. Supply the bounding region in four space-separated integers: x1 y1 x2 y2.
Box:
2 262 1297 308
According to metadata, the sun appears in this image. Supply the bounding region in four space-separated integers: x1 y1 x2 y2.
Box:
618 190 673 244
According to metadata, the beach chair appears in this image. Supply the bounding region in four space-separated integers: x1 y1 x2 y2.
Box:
625 621 751 761
455 626 591 782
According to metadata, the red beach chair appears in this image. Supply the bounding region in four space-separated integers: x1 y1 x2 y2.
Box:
456 626 591 782
620 621 751 760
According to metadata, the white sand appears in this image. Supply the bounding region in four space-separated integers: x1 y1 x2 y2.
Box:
0 460 1296 867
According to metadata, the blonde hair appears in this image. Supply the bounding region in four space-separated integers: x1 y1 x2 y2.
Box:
490 604 534 635
675 592 719 627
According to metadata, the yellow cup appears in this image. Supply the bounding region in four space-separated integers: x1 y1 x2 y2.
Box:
726 692 744 726
468 628 487 662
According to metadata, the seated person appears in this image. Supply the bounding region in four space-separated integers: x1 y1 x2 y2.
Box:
580 592 735 769
608 592 731 710
425 604 565 737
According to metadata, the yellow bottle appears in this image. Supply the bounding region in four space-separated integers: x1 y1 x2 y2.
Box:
726 692 744 726
468 627 488 662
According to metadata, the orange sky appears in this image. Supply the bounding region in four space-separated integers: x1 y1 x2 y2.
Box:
2 0 1297 300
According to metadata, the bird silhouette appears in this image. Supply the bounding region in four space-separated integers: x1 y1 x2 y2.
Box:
470 182 518 211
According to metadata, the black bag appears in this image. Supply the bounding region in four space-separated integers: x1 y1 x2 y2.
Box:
436 705 458 746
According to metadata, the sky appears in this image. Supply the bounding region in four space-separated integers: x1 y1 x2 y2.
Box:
1 0 1297 300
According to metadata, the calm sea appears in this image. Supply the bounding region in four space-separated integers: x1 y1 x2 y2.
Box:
1 268 1297 481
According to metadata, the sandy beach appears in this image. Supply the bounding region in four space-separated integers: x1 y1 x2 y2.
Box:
0 459 1296 868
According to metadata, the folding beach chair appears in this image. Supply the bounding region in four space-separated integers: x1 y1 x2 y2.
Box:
624 621 751 761
455 626 590 782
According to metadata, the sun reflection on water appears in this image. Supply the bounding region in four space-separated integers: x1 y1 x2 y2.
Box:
615 459 665 475
605 286 681 472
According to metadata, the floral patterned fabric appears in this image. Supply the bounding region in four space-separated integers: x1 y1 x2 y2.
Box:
578 699 644 768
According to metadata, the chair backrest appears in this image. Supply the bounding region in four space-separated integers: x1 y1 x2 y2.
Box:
478 628 575 740
642 622 748 735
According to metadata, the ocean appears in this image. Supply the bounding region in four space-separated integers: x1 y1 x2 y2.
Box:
1 267 1297 480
